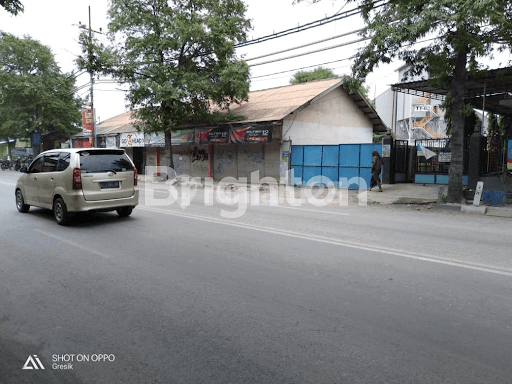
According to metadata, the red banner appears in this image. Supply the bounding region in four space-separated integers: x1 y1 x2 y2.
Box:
230 126 272 143
82 109 94 131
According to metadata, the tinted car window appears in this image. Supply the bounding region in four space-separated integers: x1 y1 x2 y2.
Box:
57 153 70 172
79 150 133 173
42 153 59 173
29 157 44 173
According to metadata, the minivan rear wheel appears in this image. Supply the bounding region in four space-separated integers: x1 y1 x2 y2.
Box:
116 207 133 217
54 197 70 225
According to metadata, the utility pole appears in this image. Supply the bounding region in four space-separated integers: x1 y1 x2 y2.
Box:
88 6 96 147
79 7 98 147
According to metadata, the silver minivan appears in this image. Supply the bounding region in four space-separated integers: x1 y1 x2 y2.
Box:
15 148 139 225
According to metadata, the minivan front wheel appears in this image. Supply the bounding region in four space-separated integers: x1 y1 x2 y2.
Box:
53 197 70 225
116 207 133 217
16 189 30 213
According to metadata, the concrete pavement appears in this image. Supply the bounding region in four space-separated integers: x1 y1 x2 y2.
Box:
138 175 512 218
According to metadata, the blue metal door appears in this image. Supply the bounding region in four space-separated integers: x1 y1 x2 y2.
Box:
291 144 381 189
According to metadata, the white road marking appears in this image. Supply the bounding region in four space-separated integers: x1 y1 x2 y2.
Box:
34 229 114 259
139 206 512 278
266 204 350 216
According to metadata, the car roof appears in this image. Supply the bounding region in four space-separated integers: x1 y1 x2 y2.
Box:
39 148 126 155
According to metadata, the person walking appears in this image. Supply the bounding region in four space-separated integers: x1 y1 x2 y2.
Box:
369 150 383 192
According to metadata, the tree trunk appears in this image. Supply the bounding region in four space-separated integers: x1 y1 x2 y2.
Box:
447 47 468 203
165 130 175 170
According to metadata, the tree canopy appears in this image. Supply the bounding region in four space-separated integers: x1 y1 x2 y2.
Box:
0 0 23 15
290 67 338 84
0 33 82 154
352 0 512 202
297 0 512 202
78 0 252 137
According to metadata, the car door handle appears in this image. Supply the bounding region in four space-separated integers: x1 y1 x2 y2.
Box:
50 177 54 181
33 176 37 181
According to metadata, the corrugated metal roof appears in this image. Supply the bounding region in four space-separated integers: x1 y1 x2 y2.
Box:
228 78 343 122
91 78 387 133
93 110 141 135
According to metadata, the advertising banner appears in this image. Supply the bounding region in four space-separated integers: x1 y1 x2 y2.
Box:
230 126 272 143
194 128 210 144
170 129 194 146
507 139 512 170
15 139 31 148
73 139 93 148
106 136 117 148
120 132 145 147
207 126 230 143
146 132 166 147
82 109 94 131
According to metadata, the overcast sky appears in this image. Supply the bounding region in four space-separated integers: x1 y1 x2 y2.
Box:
2 1 510 122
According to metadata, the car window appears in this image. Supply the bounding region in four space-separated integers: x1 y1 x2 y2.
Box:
29 157 44 173
57 153 71 172
79 150 133 173
42 153 59 173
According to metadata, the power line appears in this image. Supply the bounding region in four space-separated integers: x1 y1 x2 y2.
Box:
244 28 364 62
249 37 367 67
250 57 355 80
249 36 439 80
235 0 386 48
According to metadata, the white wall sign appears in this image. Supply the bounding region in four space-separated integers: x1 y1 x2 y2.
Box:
120 132 145 147
106 136 117 148
438 152 451 162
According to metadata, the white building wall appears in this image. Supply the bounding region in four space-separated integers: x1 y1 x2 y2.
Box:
282 87 374 145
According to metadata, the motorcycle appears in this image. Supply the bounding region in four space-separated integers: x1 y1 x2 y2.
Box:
1 159 12 171
13 158 22 171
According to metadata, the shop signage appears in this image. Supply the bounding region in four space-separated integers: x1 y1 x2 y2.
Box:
507 139 512 170
31 132 42 146
207 126 230 143
105 136 117 148
82 109 94 131
414 105 431 112
73 139 93 148
170 129 194 146
230 126 272 143
195 128 210 144
438 152 451 162
146 132 166 147
120 132 145 147
15 139 31 148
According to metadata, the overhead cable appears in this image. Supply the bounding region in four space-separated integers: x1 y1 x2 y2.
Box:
235 0 386 48
244 28 364 62
250 56 356 79
249 37 367 67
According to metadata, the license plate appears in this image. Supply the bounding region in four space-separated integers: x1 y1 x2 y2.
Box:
100 181 120 189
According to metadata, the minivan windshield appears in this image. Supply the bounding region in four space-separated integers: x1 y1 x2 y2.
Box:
79 150 133 173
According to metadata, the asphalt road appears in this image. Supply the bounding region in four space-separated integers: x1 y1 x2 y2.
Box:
1 170 511 384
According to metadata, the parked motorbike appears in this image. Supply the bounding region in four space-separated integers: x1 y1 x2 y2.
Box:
1 159 12 171
13 158 22 171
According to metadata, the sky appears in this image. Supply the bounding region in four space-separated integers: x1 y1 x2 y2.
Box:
1 0 510 123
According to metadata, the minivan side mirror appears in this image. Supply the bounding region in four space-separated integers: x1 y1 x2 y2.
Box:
19 166 28 173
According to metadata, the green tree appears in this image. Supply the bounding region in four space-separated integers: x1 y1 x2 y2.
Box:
296 0 512 202
0 0 23 15
290 67 338 84
0 33 82 156
78 0 251 168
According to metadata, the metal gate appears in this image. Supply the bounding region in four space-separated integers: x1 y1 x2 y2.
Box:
291 144 382 189
394 140 409 183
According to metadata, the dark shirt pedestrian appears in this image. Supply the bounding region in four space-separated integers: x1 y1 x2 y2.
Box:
370 150 383 192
